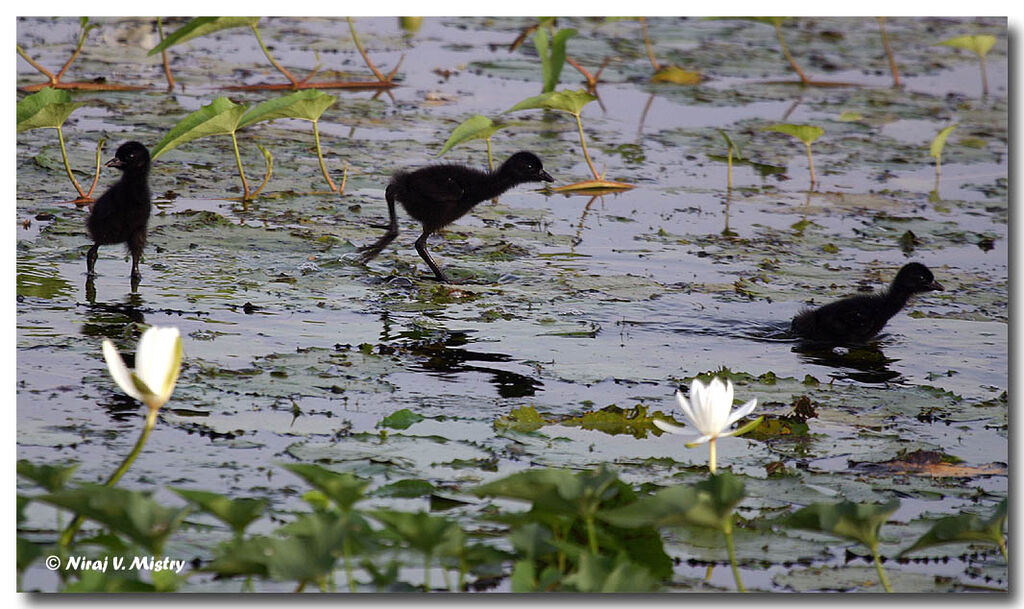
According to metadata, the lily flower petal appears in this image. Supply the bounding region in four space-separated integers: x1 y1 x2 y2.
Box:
103 326 182 412
724 398 758 428
653 418 688 435
102 340 143 401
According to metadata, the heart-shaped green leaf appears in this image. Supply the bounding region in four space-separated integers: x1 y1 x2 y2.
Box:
437 114 505 157
763 123 825 145
939 34 997 58
238 90 337 129
151 97 248 160
17 87 83 132
506 89 597 116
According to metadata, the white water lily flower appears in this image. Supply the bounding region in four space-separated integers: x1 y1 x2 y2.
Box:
654 377 758 444
654 377 760 473
102 326 182 412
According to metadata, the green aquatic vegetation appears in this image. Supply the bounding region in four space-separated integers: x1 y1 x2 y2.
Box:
600 473 749 592
41 484 191 554
16 87 104 203
370 509 464 591
533 23 577 93
16 459 78 493
237 90 344 194
17 17 146 92
507 89 633 192
784 500 900 592
939 34 997 97
437 114 508 170
718 129 743 190
763 123 825 187
151 97 274 201
149 16 400 90
929 123 958 198
474 466 669 589
901 499 1007 562
170 488 268 537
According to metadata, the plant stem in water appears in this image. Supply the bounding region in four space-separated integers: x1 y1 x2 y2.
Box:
708 438 717 474
773 21 810 85
585 515 599 554
573 112 600 180
60 408 158 547
877 18 901 88
230 132 251 200
979 54 989 97
250 24 299 87
872 546 893 592
312 120 337 191
805 143 817 186
157 18 176 92
724 525 746 592
55 126 86 199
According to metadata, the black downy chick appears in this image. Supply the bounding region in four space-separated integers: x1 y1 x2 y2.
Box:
791 262 945 344
358 151 554 283
86 141 152 281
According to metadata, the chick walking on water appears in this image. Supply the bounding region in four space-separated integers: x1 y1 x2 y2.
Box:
791 262 944 344
359 151 554 283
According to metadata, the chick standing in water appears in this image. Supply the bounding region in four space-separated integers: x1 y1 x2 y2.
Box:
359 151 554 283
86 141 152 283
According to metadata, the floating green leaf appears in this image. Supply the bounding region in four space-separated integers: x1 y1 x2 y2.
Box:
377 408 425 430
651 65 702 84
151 97 248 160
495 404 548 432
16 87 83 132
148 17 260 56
764 123 825 145
939 34 997 58
437 114 505 157
838 111 863 122
170 488 267 536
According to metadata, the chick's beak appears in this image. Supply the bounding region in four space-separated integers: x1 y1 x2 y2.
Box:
538 169 554 183
105 157 125 168
928 280 945 291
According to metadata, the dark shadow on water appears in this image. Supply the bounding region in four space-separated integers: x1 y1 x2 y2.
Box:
385 322 543 398
790 338 902 384
79 291 147 340
734 321 903 384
